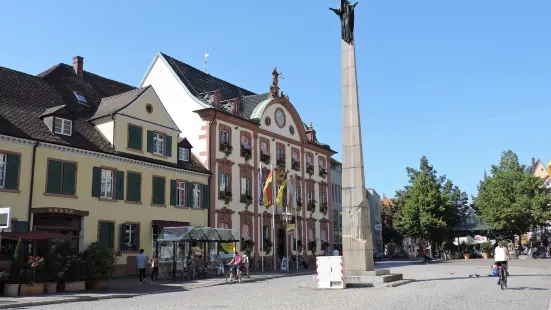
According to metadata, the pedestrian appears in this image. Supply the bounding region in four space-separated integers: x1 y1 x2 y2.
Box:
151 253 159 284
136 249 148 284
242 253 250 278
333 247 339 256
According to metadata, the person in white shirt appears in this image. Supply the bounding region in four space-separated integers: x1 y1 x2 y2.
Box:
494 241 510 283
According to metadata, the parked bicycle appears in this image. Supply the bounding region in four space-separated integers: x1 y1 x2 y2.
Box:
225 264 244 284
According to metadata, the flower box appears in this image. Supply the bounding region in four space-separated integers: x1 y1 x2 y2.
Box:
20 283 44 296
45 282 57 294
260 153 271 165
3 283 19 297
291 160 300 171
219 143 233 156
319 168 327 178
60 281 85 292
306 165 315 176
319 202 328 215
240 147 252 161
276 158 286 168
307 201 317 213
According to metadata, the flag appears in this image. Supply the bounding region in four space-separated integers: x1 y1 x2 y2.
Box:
259 166 263 206
263 170 274 206
276 178 287 208
287 174 296 211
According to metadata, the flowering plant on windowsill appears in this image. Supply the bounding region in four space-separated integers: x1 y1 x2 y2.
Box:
295 200 302 213
260 153 270 165
241 238 254 256
276 158 286 168
240 146 252 162
219 191 232 204
291 159 300 171
319 168 327 178
307 240 317 254
321 241 330 252
219 143 233 157
264 238 273 255
306 164 315 176
319 202 328 216
307 200 317 213
240 193 253 206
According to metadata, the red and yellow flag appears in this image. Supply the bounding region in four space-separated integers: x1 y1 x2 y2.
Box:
263 171 273 206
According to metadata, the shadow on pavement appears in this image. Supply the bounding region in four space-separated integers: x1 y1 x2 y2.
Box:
507 286 548 291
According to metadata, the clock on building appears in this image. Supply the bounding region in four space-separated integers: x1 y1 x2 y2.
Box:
275 108 286 128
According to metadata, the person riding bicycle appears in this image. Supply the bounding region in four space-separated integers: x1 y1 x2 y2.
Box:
494 241 510 284
228 251 243 280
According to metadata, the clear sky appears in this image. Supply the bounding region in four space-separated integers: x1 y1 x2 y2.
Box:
1 0 550 199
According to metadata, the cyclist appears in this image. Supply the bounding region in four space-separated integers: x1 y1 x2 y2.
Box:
228 251 243 280
494 241 510 284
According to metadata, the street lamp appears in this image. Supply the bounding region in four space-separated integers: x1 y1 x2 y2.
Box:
280 211 293 274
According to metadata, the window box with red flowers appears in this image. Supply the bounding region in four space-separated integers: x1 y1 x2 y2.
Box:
292 159 301 171
319 168 328 178
219 191 232 204
219 143 233 157
307 200 317 213
306 164 315 176
276 158 286 168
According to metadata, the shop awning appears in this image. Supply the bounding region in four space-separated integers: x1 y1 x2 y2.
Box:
157 226 240 243
0 231 79 241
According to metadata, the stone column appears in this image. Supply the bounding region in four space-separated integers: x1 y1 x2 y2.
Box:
341 39 375 273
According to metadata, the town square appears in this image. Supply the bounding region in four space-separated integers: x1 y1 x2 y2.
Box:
1 0 551 309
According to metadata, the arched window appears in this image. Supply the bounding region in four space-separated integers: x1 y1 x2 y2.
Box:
219 173 229 193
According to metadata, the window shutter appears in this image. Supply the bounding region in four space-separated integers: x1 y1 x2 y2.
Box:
153 177 165 205
170 180 177 206
116 171 125 200
108 222 115 249
61 162 76 196
166 135 172 157
126 172 141 202
147 131 154 153
14 221 28 232
46 160 62 194
4 153 19 190
99 222 110 247
202 184 209 209
92 167 102 198
187 183 194 207
120 223 126 251
135 224 141 250
128 125 143 150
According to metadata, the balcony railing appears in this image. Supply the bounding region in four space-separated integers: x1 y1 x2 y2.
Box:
292 159 300 171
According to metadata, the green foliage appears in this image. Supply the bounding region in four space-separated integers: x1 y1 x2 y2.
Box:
480 242 492 253
7 239 24 284
241 239 254 256
381 200 403 245
48 240 83 283
474 150 551 238
81 242 117 282
393 156 468 244
307 240 317 254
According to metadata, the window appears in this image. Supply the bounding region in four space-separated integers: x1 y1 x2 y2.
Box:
261 141 268 153
176 181 186 206
179 147 190 161
46 159 77 196
306 155 313 165
98 222 114 249
192 184 201 208
295 187 301 203
276 147 284 160
241 177 250 196
125 224 138 251
263 226 270 240
307 190 314 204
220 222 230 229
126 172 141 202
308 228 314 241
152 176 166 205
333 210 339 231
152 225 160 256
320 192 326 204
153 133 164 155
321 229 327 242
0 153 5 188
220 130 229 145
338 185 341 203
54 118 72 136
74 91 88 105
242 224 251 240
127 125 143 151
219 173 229 193
100 169 115 199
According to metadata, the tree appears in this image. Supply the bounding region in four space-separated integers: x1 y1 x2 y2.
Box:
394 156 468 249
381 199 403 245
474 150 551 243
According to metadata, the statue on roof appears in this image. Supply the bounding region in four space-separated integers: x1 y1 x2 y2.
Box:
330 0 358 44
270 67 283 98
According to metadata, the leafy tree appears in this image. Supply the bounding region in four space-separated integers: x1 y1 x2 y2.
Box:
394 156 468 249
381 199 403 245
473 150 551 243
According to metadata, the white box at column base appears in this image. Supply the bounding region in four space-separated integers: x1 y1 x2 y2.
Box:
316 256 345 289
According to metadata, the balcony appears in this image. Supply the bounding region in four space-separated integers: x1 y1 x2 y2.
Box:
292 159 300 171
276 157 286 168
307 200 317 213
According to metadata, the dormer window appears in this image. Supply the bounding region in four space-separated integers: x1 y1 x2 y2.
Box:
54 118 72 136
153 133 164 155
179 147 190 162
74 91 88 105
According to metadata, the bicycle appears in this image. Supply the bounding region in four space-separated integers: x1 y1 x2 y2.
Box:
498 264 507 290
225 265 244 284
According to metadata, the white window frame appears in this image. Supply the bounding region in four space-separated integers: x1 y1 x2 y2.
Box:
178 147 190 162
100 169 115 199
192 184 201 208
276 147 284 160
220 173 229 193
153 133 164 155
0 153 6 188
220 130 229 145
125 224 137 251
308 190 314 204
176 181 186 206
295 187 300 203
320 192 326 204
54 118 72 136
241 177 250 196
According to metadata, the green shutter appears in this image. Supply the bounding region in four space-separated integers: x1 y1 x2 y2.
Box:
120 223 126 251
61 162 76 196
92 167 102 198
147 130 154 153
128 125 143 150
108 222 115 249
14 221 28 232
135 224 140 251
127 172 141 202
152 177 165 205
4 154 19 190
99 222 110 247
170 180 177 206
187 183 194 207
116 171 125 200
46 160 62 194
202 184 209 209
166 135 172 157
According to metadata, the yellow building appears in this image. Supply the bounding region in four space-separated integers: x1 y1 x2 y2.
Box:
0 57 210 275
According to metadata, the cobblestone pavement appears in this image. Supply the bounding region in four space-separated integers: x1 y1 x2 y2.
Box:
28 260 551 310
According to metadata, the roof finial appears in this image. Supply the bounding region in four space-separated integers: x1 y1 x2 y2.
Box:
309 121 313 129
204 51 209 74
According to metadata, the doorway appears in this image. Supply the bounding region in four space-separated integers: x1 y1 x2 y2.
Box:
277 229 285 258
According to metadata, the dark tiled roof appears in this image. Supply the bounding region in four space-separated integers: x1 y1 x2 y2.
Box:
160 53 255 101
0 65 209 175
242 93 271 118
39 105 68 118
90 86 150 120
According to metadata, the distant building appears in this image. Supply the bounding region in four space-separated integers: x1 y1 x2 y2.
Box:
330 159 342 248
367 189 383 253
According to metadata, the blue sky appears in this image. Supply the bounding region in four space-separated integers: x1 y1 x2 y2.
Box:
1 0 550 199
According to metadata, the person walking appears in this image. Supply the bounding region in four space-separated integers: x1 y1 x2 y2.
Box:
150 253 159 284
136 249 148 284
242 253 250 278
